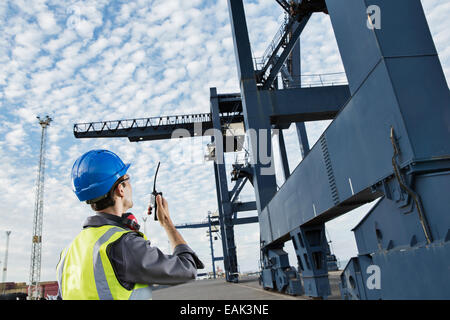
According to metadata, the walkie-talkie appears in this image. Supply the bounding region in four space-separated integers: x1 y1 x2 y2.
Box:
149 161 162 221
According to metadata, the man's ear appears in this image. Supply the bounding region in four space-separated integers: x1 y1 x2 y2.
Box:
115 183 125 198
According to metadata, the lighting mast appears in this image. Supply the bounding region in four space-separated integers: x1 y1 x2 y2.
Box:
29 115 52 300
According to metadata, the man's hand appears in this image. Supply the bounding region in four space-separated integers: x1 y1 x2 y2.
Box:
147 194 187 251
155 194 173 228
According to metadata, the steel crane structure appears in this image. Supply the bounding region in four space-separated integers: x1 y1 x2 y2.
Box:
74 0 450 299
29 115 52 300
175 211 226 279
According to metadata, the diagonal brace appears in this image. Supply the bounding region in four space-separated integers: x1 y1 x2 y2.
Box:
262 14 311 90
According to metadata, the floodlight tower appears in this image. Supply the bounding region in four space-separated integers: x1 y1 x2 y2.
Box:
2 231 11 295
29 115 52 300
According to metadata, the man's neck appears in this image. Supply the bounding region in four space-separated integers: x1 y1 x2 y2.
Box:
98 204 127 218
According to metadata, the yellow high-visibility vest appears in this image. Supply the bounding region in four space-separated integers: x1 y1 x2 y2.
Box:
56 225 152 300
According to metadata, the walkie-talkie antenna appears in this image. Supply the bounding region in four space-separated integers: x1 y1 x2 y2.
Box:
150 162 162 221
153 161 160 192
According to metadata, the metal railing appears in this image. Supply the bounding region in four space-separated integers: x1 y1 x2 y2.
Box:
253 17 291 72
74 113 213 133
73 111 246 134
282 72 348 88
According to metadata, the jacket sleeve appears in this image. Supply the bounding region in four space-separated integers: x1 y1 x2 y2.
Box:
109 232 204 286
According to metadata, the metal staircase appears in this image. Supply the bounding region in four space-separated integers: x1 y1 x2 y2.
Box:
254 0 328 89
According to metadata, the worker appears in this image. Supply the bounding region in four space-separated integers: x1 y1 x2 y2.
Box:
56 149 204 300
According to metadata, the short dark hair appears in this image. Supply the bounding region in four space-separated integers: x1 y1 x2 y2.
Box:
89 192 116 211
88 176 126 211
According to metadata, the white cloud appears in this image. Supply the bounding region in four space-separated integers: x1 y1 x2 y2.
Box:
43 29 77 54
4 123 27 149
37 11 60 34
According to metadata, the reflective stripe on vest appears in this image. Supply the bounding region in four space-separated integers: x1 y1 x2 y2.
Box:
57 225 152 300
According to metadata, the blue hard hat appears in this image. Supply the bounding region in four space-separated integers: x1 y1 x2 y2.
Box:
71 149 130 202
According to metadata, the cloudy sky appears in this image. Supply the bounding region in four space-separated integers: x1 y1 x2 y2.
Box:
0 0 448 284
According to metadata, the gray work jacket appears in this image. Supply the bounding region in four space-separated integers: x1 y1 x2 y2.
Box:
57 212 204 298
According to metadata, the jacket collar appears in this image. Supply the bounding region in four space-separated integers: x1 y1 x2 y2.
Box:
83 212 127 229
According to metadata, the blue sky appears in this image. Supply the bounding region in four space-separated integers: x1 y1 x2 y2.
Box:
0 0 448 284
